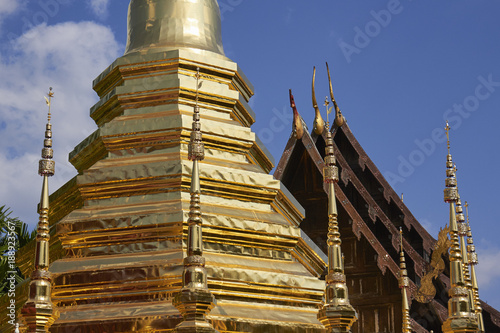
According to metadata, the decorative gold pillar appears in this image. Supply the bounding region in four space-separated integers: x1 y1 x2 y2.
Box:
441 122 478 333
399 228 412 333
172 69 219 333
21 88 59 332
317 94 357 332
465 202 485 332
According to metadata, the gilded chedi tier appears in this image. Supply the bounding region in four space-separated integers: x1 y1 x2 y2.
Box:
13 1 327 332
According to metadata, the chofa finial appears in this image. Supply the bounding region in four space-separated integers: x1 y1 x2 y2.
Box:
312 67 325 135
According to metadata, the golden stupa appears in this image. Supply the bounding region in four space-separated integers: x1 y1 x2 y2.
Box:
2 1 500 332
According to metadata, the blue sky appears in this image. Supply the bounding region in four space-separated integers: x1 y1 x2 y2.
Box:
1 0 499 311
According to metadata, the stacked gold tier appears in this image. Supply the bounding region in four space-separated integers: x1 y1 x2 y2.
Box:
13 49 327 333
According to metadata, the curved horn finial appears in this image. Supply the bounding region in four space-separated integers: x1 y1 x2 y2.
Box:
312 67 325 135
326 62 345 128
290 89 304 139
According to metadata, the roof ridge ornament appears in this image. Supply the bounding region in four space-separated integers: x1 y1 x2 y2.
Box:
290 89 305 139
312 67 325 135
172 68 219 333
326 62 345 128
21 87 59 332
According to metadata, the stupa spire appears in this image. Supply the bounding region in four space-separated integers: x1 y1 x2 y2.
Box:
465 202 485 332
317 97 357 332
455 194 475 314
399 228 412 333
21 88 59 332
125 0 225 56
441 122 478 333
172 68 219 333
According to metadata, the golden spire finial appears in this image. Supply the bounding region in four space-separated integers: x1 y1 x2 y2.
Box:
21 88 59 332
441 124 478 333
317 101 357 331
172 68 219 333
324 96 332 126
312 67 325 135
465 202 485 332
326 62 345 128
399 228 412 333
445 121 451 155
44 87 54 122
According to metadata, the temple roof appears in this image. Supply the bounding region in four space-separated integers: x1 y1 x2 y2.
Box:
274 106 500 332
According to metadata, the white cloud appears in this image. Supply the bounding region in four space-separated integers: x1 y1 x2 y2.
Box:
474 243 500 309
0 0 23 27
0 0 20 16
0 21 121 227
476 246 500 288
88 0 110 20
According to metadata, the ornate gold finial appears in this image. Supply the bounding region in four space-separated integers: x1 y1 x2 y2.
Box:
465 202 485 332
312 67 325 135
441 125 478 333
445 121 451 155
399 228 412 333
290 89 304 139
21 88 59 332
401 193 404 202
317 105 357 331
172 68 219 333
326 62 345 128
324 96 332 126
